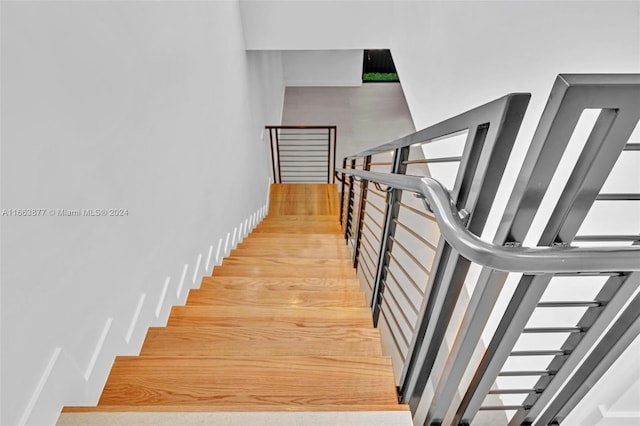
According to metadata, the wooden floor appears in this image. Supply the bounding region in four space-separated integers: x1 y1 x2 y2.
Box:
62 184 407 417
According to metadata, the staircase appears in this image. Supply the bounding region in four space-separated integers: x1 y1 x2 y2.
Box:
58 184 411 425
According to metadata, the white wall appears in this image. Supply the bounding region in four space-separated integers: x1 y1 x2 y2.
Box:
240 0 393 50
247 50 286 126
1 1 283 425
390 1 640 238
283 50 364 87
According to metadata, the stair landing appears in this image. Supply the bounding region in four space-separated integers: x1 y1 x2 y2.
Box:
59 184 411 425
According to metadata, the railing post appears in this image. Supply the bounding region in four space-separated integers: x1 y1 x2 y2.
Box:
327 127 337 184
352 155 371 268
371 146 410 326
332 127 337 184
344 159 356 241
339 157 347 225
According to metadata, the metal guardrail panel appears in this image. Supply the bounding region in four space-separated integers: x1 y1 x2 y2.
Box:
266 125 337 184
339 74 640 426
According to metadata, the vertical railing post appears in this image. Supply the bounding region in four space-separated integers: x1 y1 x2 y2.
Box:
371 146 410 326
352 155 372 268
332 127 337 184
344 159 356 242
274 127 281 183
267 127 278 184
327 127 337 184
327 127 332 183
339 157 347 225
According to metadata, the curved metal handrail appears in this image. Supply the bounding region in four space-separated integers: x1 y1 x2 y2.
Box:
337 168 640 274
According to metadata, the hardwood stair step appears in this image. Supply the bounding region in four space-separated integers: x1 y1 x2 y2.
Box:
260 215 340 222
221 257 353 268
62 404 411 412
257 218 341 226
213 266 356 279
186 288 366 308
140 326 382 356
242 232 346 241
215 257 356 278
253 224 342 234
268 184 340 216
200 276 362 292
98 356 397 407
167 305 372 328
231 245 350 259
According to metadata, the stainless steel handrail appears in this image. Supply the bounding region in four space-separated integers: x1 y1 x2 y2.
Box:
337 168 640 274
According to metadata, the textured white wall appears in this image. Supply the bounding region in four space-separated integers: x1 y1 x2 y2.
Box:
1 1 283 425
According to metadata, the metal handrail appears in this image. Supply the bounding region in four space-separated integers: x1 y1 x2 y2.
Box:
337 168 640 274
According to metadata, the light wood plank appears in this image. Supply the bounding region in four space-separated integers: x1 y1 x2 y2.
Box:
98 356 397 407
140 326 382 356
214 258 356 279
239 233 346 243
261 215 339 222
167 306 372 328
186 288 366 308
213 266 356 279
200 276 362 292
63 404 411 413
268 184 340 216
231 245 350 259
253 223 342 234
221 257 353 268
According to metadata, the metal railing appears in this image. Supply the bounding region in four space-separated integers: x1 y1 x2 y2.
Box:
266 125 337 183
338 74 640 426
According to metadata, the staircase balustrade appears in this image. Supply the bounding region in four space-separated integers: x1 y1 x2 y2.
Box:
338 74 640 426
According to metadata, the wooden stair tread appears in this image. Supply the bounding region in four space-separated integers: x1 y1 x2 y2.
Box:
268 184 339 216
231 246 350 259
256 219 342 226
98 356 397 407
221 257 353 268
186 288 366 308
236 238 349 246
63 404 411 412
141 326 382 356
260 215 340 221
168 305 372 328
214 266 356 279
200 276 362 292
253 224 342 234
215 257 356 279
241 235 346 243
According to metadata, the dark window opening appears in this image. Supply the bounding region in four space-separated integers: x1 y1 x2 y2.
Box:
362 49 399 82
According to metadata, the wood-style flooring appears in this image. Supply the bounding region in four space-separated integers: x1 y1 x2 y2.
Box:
62 184 407 418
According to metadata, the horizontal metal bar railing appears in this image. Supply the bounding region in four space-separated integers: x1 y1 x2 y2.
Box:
339 75 640 426
337 168 640 274
267 125 337 184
